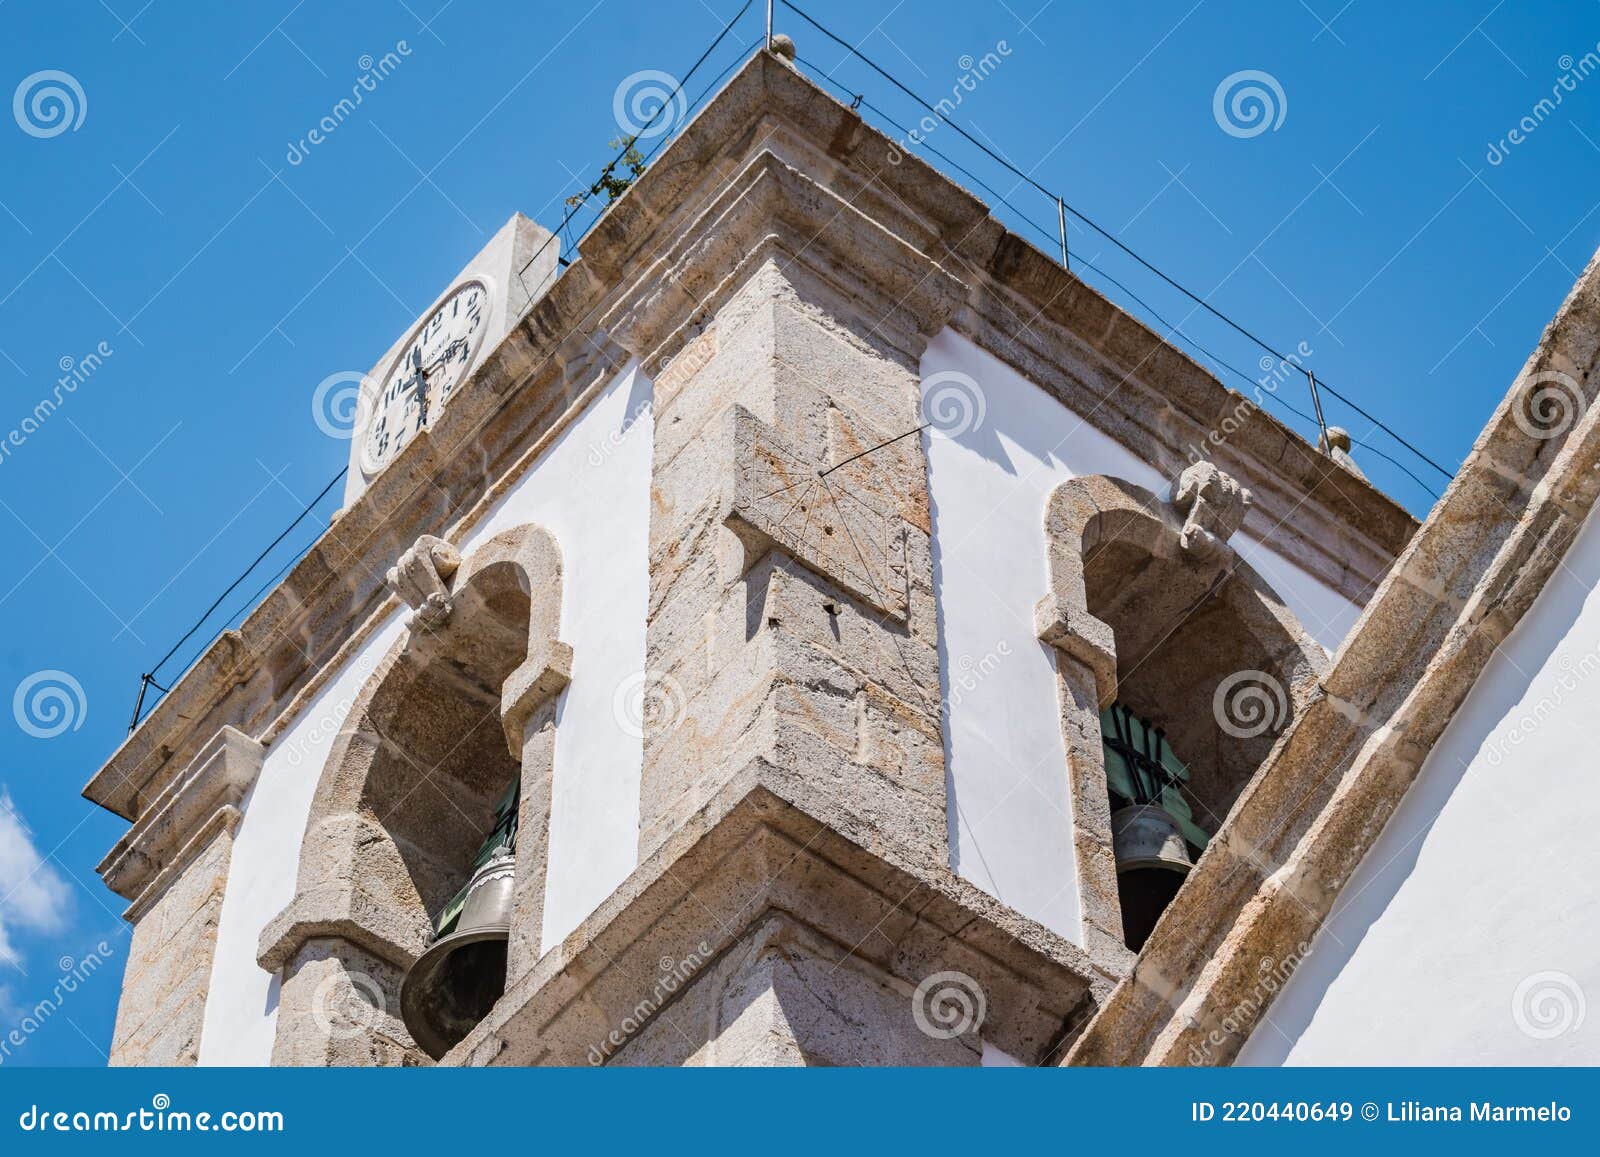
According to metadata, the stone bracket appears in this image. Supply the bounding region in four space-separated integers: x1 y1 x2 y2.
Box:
1171 460 1252 563
1033 593 1119 709
257 882 422 975
385 534 462 630
722 405 908 622
500 640 574 755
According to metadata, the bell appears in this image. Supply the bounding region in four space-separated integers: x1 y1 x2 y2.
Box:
1111 804 1195 875
1110 805 1194 952
399 851 515 1060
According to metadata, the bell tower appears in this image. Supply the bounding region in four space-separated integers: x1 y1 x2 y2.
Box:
84 46 1413 1068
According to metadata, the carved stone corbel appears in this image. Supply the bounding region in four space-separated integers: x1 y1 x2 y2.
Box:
1171 461 1252 562
385 534 462 629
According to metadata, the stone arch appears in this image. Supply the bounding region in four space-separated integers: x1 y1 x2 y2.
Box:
258 522 571 1065
1034 466 1326 958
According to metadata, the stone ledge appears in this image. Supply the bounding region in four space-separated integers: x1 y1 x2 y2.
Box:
97 725 263 908
443 774 1122 1067
256 880 423 975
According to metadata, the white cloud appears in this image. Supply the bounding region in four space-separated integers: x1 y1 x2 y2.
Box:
0 790 73 972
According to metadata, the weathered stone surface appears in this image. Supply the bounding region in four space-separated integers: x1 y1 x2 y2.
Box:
445 784 1112 1068
109 824 233 1066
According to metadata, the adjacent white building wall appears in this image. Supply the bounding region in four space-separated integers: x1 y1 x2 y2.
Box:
1239 500 1600 1066
921 329 1360 945
198 363 653 1064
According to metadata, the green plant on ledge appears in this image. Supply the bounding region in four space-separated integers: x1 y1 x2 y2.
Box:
566 135 647 209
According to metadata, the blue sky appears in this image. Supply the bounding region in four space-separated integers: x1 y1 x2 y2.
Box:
0 0 1596 1065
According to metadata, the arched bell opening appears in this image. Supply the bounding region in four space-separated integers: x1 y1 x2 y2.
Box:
262 524 569 1067
1080 515 1321 950
380 561 533 1060
1037 472 1326 961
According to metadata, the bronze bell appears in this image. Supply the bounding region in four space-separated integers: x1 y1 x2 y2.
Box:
1111 804 1195 875
1111 804 1193 952
400 850 515 1060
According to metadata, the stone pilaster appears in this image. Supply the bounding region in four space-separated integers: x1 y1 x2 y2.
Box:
634 246 956 874
102 726 262 1066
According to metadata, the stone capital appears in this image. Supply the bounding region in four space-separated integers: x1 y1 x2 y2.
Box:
97 725 264 913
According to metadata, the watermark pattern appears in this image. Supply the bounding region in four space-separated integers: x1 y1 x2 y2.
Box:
1186 944 1312 1064
920 370 987 439
285 42 412 165
311 370 372 440
587 941 714 1064
1486 46 1600 165
1212 669 1287 739
1511 369 1585 441
887 42 1012 164
611 670 687 739
612 70 685 141
12 670 87 739
1212 70 1287 139
310 968 387 1041
0 943 116 1066
1484 648 1600 767
943 641 1012 713
911 970 986 1040
1186 342 1313 465
13 70 86 138
1511 970 1586 1040
586 397 653 469
0 341 113 468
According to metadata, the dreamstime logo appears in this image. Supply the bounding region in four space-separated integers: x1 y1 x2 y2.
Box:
0 940 116 1066
1186 944 1312 1064
311 370 372 440
285 41 412 165
311 969 386 1041
886 41 1012 163
0 340 113 469
12 670 87 739
611 670 687 739
587 940 714 1064
944 641 1012 712
612 70 685 141
1487 44 1600 165
1511 970 1586 1040
920 370 986 439
1212 70 1286 139
911 970 986 1040
1212 669 1287 739
1512 369 1586 441
13 70 86 138
1186 341 1314 465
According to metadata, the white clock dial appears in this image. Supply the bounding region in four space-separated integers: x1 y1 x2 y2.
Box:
362 281 490 474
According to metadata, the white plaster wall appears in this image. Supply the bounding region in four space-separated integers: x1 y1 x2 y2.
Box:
198 609 407 1065
1238 500 1600 1066
198 362 653 1064
921 329 1360 945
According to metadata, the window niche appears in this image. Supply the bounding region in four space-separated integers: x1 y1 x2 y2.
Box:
1036 466 1326 958
258 524 570 1065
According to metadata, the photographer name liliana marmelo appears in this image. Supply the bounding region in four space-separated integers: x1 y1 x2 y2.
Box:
1387 1101 1572 1123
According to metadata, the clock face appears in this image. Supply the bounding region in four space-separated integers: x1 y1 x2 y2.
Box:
361 281 490 474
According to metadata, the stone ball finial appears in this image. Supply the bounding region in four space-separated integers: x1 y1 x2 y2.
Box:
770 33 796 61
1320 426 1352 453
